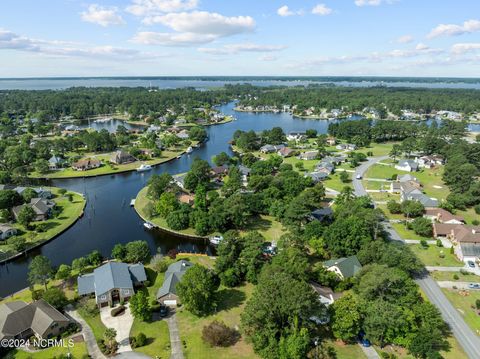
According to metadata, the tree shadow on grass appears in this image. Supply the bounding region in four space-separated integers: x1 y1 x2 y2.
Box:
245 216 271 232
216 288 247 312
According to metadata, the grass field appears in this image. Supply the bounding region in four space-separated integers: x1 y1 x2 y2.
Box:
431 271 477 281
176 283 259 359
442 289 480 336
10 341 88 359
391 223 432 240
355 142 398 156
0 188 86 262
327 341 366 358
368 191 400 202
77 299 107 344
130 317 171 359
408 244 464 267
323 172 352 192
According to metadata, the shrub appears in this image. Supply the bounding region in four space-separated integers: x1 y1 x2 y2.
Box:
450 246 454 254
35 222 49 233
167 249 179 259
202 320 238 347
439 252 445 259
475 204 480 215
473 219 480 226
453 274 459 280
151 254 169 273
111 305 125 317
411 217 433 237
386 200 402 214
420 239 428 249
476 299 480 310
436 239 443 247
136 332 147 347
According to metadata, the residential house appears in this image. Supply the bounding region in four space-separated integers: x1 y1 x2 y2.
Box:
400 183 438 207
0 299 70 341
424 208 464 224
310 282 343 306
305 171 329 183
326 137 336 146
286 132 306 142
390 175 422 193
48 155 64 171
211 165 229 178
238 165 251 187
433 223 480 261
336 143 357 151
177 193 195 205
415 155 444 169
323 256 362 280
316 162 335 175
72 158 101 171
176 130 189 139
277 147 294 157
110 150 136 165
260 144 285 153
395 159 419 172
77 261 147 307
157 260 193 306
13 198 55 221
0 224 17 240
299 151 319 161
0 186 53 200
172 173 187 189
310 207 334 222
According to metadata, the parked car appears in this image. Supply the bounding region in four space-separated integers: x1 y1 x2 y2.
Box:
356 174 362 180
467 261 476 268
468 283 480 289
159 305 169 317
361 338 371 347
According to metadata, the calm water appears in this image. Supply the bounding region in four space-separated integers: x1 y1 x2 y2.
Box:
1 77 480 90
77 118 146 133
0 102 356 297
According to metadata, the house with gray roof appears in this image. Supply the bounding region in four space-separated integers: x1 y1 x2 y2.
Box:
12 198 55 222
48 155 64 171
77 261 147 307
395 159 419 172
172 173 187 189
305 171 329 183
0 299 70 341
323 256 362 279
157 260 193 306
0 224 17 241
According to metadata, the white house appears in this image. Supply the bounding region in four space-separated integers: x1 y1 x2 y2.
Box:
286 132 306 142
0 224 17 240
395 159 419 172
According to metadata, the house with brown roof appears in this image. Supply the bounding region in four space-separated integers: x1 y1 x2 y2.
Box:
72 158 101 171
0 300 70 341
110 150 136 165
310 282 343 306
433 223 480 261
177 193 194 205
424 208 464 224
277 147 294 158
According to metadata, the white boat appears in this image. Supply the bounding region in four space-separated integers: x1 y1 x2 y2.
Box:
144 221 155 230
130 199 136 206
186 146 193 154
137 164 152 172
209 235 224 245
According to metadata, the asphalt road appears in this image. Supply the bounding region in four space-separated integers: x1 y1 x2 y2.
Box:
353 156 480 359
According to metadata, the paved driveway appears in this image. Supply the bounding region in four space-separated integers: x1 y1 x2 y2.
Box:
100 304 134 353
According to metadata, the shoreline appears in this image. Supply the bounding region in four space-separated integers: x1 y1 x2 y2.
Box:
0 190 87 265
133 187 208 240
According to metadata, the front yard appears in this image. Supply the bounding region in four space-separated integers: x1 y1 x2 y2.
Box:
8 341 88 359
441 289 480 336
408 244 464 267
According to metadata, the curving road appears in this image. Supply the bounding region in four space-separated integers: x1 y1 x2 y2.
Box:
353 156 480 359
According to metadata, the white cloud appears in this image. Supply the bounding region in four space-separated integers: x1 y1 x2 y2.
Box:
0 28 164 60
354 0 382 6
396 35 413 44
312 4 332 16
427 19 480 39
259 55 277 61
198 43 287 55
126 0 198 16
136 11 255 46
80 4 125 27
131 31 216 46
277 5 294 17
451 43 480 54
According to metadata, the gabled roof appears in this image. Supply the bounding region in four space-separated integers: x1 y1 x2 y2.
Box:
425 208 464 223
157 260 193 299
77 261 146 296
324 255 362 278
0 300 69 340
397 159 418 169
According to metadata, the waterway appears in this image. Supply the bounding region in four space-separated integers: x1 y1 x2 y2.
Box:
0 101 359 297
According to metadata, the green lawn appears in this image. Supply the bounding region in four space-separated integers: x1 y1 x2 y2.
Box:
442 289 480 336
176 283 258 359
0 188 86 262
355 142 398 157
408 244 464 267
77 299 107 344
323 173 352 192
363 180 389 191
391 223 432 240
244 215 286 242
130 317 171 359
10 341 88 359
369 191 400 202
455 207 480 226
431 271 477 281
327 341 366 359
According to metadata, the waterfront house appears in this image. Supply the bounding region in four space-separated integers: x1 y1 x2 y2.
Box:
72 158 101 171
172 173 187 189
0 299 70 341
260 144 285 153
177 193 195 205
0 224 17 240
326 137 336 146
323 256 362 280
157 260 193 306
0 185 53 200
395 159 419 172
286 132 306 142
48 155 64 171
238 165 251 186
77 261 147 307
176 130 189 139
12 198 55 222
110 150 136 165
299 151 319 161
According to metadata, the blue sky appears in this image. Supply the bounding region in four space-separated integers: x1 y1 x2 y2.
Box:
1 0 480 77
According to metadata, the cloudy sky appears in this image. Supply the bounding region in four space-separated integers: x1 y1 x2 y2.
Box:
1 0 479 77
